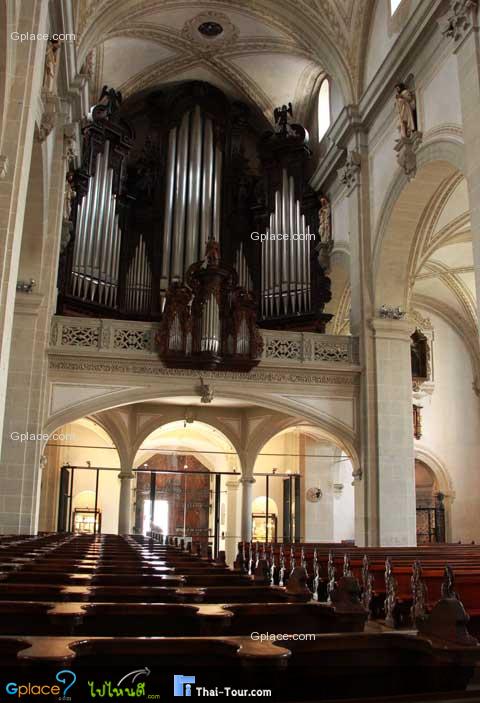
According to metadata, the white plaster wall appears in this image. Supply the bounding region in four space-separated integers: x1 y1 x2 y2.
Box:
414 310 480 542
420 53 462 133
364 0 422 88
332 456 355 542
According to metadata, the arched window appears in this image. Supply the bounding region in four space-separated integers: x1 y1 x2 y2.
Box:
317 78 331 141
390 0 402 13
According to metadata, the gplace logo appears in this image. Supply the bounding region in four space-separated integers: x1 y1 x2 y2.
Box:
6 670 77 698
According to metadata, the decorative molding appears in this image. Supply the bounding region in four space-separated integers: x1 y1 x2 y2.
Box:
49 316 360 368
37 93 61 142
181 11 239 53
394 131 423 181
0 154 8 178
378 305 406 320
48 355 359 388
440 0 478 44
337 150 361 195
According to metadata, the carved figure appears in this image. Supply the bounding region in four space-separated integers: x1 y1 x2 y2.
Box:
43 38 61 93
97 85 123 117
273 102 293 136
63 171 76 221
395 83 417 139
318 196 332 244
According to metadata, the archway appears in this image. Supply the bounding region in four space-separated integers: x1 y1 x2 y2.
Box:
253 425 355 544
38 417 121 534
132 420 241 560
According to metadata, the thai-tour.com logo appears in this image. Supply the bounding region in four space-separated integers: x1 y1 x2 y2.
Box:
6 670 77 698
174 675 272 698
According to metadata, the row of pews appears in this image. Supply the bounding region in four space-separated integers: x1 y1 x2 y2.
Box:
234 541 480 634
0 532 479 701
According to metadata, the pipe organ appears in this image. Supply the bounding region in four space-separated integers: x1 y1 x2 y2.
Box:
161 105 223 302
71 141 123 306
125 235 152 314
261 168 312 319
58 81 331 335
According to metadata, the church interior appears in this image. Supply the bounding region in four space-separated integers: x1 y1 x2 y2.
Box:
2 0 480 700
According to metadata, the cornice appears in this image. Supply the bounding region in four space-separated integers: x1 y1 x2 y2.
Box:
48 353 360 388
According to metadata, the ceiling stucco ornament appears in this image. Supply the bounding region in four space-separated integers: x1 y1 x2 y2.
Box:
182 12 239 54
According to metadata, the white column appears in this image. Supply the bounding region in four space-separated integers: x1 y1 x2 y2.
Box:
339 144 377 546
240 477 255 541
225 478 240 566
372 318 417 546
0 1 48 456
118 471 134 534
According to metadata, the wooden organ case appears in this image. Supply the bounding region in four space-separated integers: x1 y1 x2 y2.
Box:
58 82 332 336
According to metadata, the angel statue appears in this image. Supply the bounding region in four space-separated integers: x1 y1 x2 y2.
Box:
98 85 123 116
394 83 417 139
274 102 293 136
43 37 61 93
318 196 332 244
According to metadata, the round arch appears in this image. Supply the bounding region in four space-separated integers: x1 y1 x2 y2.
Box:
247 416 360 475
373 138 465 309
414 446 454 498
44 384 359 462
133 418 241 475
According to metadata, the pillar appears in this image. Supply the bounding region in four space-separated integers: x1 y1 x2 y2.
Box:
372 318 417 546
118 471 134 534
338 142 378 546
240 477 255 541
0 1 48 456
225 478 240 566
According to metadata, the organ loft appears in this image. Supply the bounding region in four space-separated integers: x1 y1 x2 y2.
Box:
1 0 480 701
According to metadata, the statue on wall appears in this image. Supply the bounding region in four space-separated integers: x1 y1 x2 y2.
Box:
43 37 61 93
318 196 332 244
63 171 76 222
394 83 418 139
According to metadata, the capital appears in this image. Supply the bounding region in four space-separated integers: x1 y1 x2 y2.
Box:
440 0 478 46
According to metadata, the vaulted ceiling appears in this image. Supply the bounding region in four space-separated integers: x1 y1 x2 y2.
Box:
74 0 372 122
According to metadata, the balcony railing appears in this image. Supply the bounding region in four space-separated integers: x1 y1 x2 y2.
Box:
49 316 359 367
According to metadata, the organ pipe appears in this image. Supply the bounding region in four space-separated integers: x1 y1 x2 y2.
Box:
125 234 152 314
160 109 223 301
71 142 124 306
261 168 312 318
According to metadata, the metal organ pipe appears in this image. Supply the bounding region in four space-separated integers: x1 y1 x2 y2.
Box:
213 145 222 243
186 106 202 269
172 112 189 279
201 119 214 245
161 127 177 302
159 107 225 304
261 172 312 318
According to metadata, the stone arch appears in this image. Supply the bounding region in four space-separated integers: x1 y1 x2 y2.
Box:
414 446 454 498
44 383 359 459
131 415 243 474
373 138 465 309
414 446 455 542
248 415 360 474
86 413 131 470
